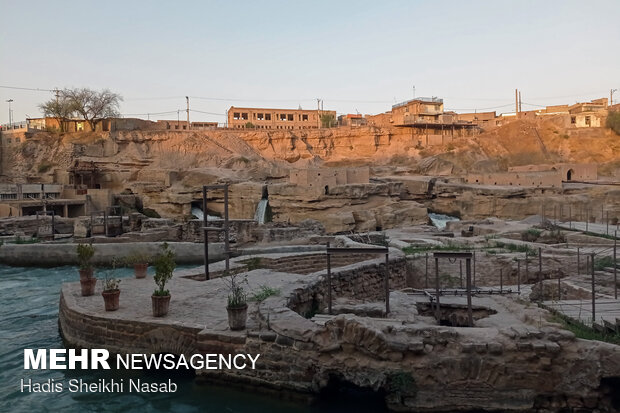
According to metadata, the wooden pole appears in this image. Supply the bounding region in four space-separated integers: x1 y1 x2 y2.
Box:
517 260 521 293
538 248 542 303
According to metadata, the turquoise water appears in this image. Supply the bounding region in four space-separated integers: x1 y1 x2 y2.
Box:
0 265 387 413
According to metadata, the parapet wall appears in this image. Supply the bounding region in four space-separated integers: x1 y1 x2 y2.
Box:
465 170 562 187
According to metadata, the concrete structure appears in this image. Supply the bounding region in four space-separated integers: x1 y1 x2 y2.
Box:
337 114 367 127
0 183 89 217
457 111 497 127
227 107 336 130
391 97 445 126
289 167 370 193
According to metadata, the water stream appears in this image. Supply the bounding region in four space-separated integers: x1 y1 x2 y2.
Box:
428 212 460 230
254 199 269 225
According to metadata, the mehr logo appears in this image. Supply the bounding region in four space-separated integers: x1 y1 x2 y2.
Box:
24 349 110 370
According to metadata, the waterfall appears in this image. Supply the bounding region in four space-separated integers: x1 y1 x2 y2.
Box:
191 206 204 220
428 212 459 230
191 206 221 221
254 199 269 225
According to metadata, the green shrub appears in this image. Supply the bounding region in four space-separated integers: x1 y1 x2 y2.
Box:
142 208 161 218
250 285 281 302
76 243 95 270
153 243 175 296
607 111 620 135
37 161 54 173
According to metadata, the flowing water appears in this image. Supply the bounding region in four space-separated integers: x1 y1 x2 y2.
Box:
254 199 269 225
0 265 387 412
428 213 460 230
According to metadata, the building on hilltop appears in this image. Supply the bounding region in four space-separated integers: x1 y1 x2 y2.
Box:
337 114 367 127
156 120 219 130
227 107 336 130
390 97 478 144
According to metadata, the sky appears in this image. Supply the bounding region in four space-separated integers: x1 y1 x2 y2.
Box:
0 0 618 125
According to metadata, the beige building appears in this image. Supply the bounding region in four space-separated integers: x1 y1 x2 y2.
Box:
227 107 336 130
290 167 370 194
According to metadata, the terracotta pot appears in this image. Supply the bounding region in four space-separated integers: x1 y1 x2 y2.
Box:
151 295 171 317
102 290 120 311
80 277 97 296
79 268 94 281
226 304 248 330
134 263 148 279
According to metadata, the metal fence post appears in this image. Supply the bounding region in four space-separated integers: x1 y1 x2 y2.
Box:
385 253 390 315
591 252 596 324
538 248 542 303
614 233 617 300
500 269 503 293
466 258 473 327
517 260 521 293
425 253 429 289
435 257 441 322
327 242 332 315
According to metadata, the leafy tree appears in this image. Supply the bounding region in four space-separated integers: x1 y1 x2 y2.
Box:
245 122 255 128
39 95 76 132
63 88 122 131
607 111 620 135
320 113 335 128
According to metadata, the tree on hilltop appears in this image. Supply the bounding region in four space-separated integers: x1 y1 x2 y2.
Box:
39 88 123 132
39 94 76 132
63 88 123 131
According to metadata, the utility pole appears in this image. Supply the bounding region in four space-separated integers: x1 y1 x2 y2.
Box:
413 85 416 99
186 96 190 130
611 89 618 106
518 91 522 113
515 89 519 119
6 99 13 129
54 89 60 105
317 98 321 128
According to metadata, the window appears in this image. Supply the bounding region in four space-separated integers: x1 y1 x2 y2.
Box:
280 114 287 121
257 113 264 120
241 113 248 120
287 114 294 121
233 112 240 119
302 114 308 121
265 113 271 121
585 116 591 126
570 116 576 124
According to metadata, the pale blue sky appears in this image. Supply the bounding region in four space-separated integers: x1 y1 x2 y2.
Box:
1 0 618 124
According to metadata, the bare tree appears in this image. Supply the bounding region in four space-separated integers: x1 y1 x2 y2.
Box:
39 95 76 132
63 88 123 131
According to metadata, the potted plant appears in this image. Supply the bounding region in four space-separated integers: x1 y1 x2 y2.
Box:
77 243 97 296
101 261 121 311
152 243 176 317
126 251 151 279
225 272 248 330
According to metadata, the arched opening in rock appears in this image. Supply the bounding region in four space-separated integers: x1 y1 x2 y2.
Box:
313 375 388 412
261 185 269 200
567 169 574 181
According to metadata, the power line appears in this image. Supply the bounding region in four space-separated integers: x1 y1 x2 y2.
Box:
0 85 54 92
